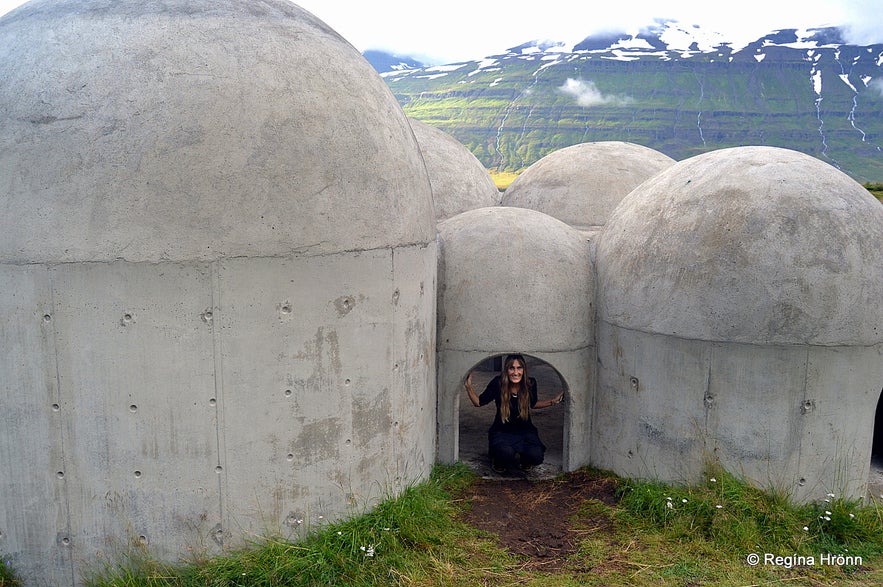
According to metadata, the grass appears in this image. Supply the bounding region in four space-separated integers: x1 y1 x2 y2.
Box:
8 463 883 586
865 182 883 201
0 561 20 587
82 464 507 587
489 169 521 191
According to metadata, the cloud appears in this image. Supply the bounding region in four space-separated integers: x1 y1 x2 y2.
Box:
869 78 883 97
559 78 634 107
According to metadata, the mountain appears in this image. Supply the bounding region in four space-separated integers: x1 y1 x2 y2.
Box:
363 49 427 73
377 22 883 182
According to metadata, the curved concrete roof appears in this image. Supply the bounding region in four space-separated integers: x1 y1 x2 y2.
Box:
596 146 883 345
438 207 593 352
501 142 675 230
409 119 500 221
0 0 433 263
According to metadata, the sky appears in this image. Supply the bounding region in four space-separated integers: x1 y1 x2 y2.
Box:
1 0 882 64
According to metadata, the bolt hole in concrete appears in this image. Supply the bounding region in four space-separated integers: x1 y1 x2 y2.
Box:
458 355 566 480
869 389 883 498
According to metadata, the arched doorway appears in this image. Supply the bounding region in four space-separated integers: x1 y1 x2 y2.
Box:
870 389 883 499
457 354 568 478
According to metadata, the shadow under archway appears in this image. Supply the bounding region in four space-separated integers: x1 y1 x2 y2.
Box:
870 388 883 498
458 355 567 479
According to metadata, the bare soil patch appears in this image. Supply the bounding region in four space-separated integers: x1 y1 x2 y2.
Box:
458 469 619 571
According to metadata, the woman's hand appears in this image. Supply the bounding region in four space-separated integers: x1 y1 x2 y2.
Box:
465 372 480 407
538 391 565 409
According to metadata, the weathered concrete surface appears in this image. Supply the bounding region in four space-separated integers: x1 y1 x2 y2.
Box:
0 0 434 264
436 207 595 470
593 146 883 502
409 119 501 221
501 142 675 231
0 2 436 585
597 146 883 346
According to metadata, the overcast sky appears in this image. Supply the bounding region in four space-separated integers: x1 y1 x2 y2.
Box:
1 0 881 64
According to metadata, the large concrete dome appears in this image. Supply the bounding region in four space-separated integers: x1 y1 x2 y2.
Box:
501 142 675 231
0 0 434 263
596 146 883 346
0 2 436 585
409 119 501 221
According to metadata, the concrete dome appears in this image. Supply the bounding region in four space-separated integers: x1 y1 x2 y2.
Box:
0 0 434 263
409 118 500 221
0 2 437 585
437 207 593 352
596 146 883 346
501 142 675 230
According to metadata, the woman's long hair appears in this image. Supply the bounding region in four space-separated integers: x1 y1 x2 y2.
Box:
499 354 531 422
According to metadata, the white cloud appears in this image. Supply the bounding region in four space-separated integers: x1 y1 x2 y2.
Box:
559 78 633 107
870 78 883 97
2 0 882 64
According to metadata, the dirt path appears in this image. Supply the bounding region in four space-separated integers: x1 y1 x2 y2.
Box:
457 469 619 570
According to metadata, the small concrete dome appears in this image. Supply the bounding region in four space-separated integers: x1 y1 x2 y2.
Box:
409 119 500 221
438 207 593 352
0 0 433 264
596 146 883 345
501 142 675 230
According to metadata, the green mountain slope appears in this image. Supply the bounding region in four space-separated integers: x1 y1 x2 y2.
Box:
381 27 883 182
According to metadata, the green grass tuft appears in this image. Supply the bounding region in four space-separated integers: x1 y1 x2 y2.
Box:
84 462 508 587
616 465 883 562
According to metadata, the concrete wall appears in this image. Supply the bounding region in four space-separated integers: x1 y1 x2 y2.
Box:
0 2 437 585
593 321 883 501
0 246 437 585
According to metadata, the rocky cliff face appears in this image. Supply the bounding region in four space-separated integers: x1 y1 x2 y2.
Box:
378 23 883 181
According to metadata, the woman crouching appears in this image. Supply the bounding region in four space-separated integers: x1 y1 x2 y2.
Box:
464 354 564 475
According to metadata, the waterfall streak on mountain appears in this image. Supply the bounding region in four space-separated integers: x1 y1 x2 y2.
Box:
810 65 829 157
836 53 873 145
695 72 707 147
494 64 546 169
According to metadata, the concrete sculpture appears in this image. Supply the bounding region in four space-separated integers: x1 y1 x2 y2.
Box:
436 207 594 471
1 1 882 585
593 146 883 502
408 118 501 221
501 141 676 231
0 1 436 584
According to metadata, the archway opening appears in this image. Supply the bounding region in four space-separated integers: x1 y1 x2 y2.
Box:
458 354 568 479
870 389 883 498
